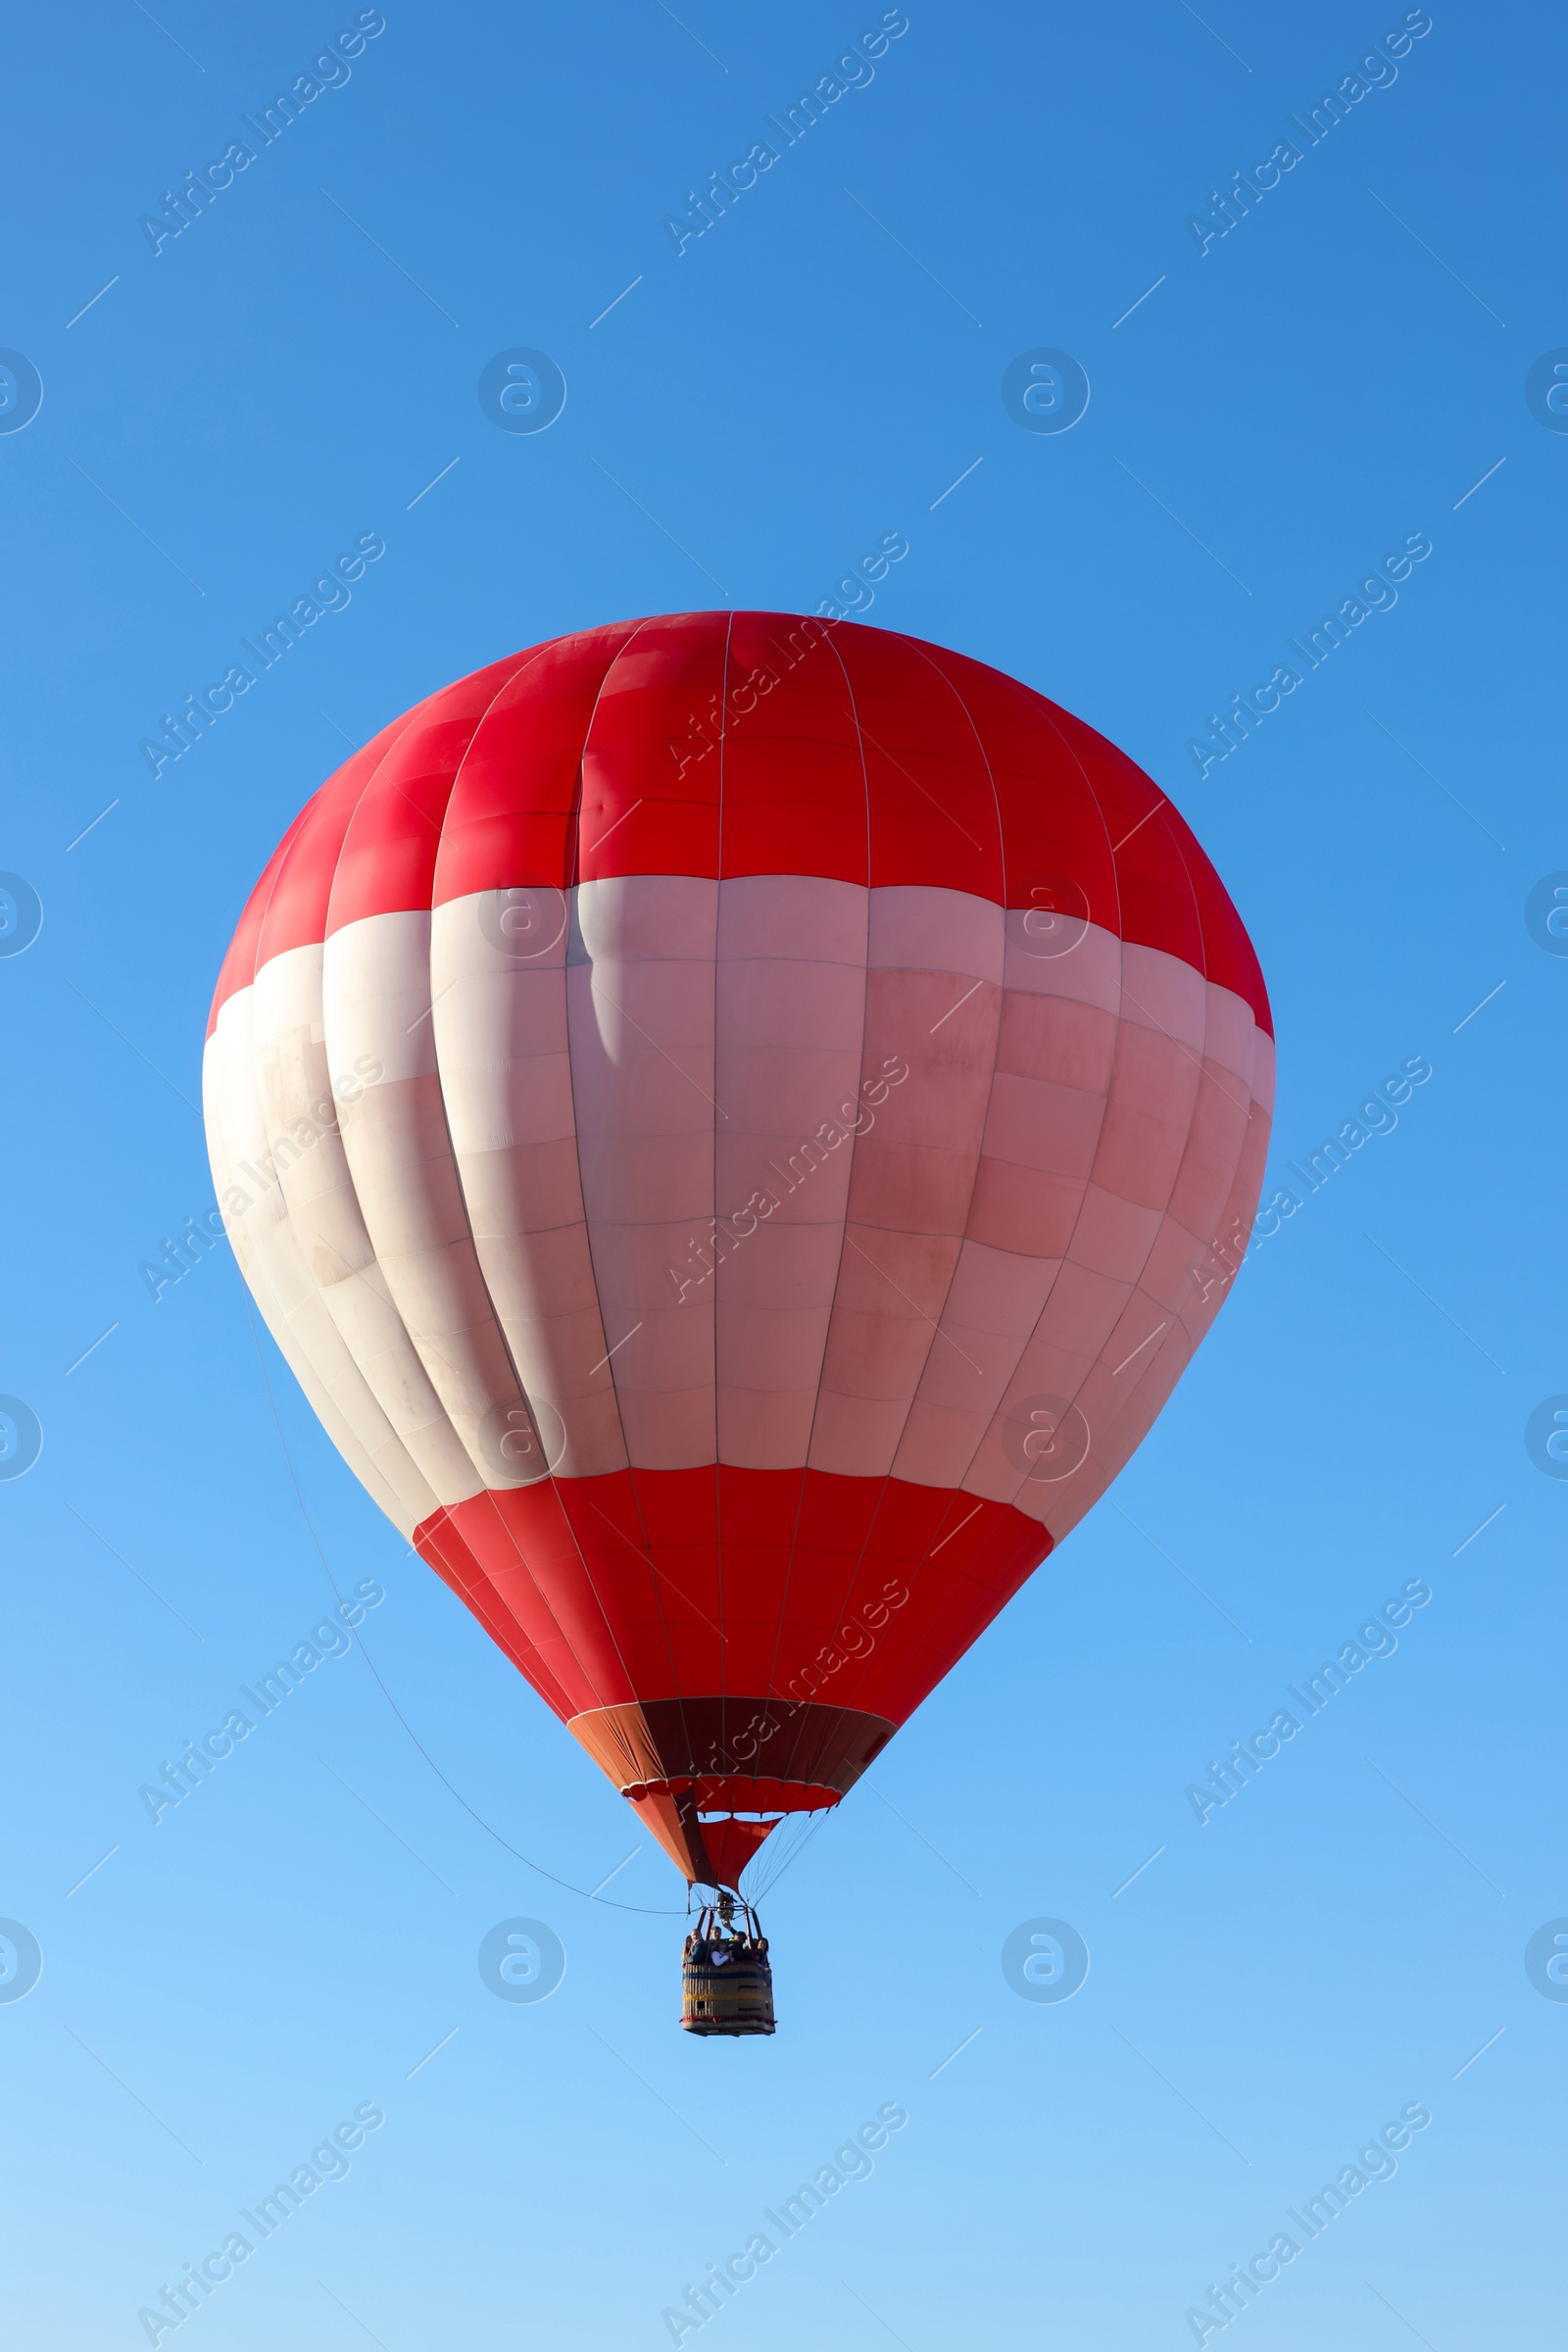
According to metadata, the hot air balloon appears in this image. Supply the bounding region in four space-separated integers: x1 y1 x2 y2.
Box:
204 611 1272 2023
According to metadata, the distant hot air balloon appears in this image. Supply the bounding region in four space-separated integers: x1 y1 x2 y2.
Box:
204 612 1272 2010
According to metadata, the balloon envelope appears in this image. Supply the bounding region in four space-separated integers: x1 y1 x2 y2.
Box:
204 612 1273 1888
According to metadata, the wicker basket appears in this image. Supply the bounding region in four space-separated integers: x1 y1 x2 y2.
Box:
680 1899 776 2036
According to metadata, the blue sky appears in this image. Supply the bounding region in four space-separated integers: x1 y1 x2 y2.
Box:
1 3 1563 2345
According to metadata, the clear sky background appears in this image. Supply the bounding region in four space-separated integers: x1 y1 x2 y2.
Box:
2 4 1564 2346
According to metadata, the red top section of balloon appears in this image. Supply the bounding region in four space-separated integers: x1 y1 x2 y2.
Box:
209 610 1270 1039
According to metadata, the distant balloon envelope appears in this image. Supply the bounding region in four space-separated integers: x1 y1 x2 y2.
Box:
204 612 1273 1890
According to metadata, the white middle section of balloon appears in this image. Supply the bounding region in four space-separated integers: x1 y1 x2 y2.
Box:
204 874 1273 1542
